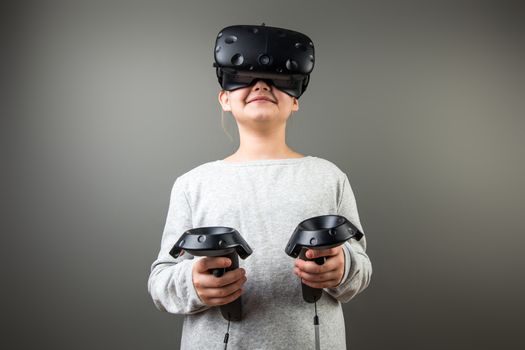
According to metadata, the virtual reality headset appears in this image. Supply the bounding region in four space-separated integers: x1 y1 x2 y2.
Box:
213 24 315 98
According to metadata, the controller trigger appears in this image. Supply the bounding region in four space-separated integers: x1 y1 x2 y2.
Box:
314 257 325 265
213 268 226 278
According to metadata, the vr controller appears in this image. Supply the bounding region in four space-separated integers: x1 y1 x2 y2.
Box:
213 23 315 98
168 215 362 318
169 227 253 321
285 215 364 303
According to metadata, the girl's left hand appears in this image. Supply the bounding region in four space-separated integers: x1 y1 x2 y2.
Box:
293 246 345 289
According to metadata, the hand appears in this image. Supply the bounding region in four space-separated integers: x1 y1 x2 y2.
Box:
294 246 345 289
192 257 247 307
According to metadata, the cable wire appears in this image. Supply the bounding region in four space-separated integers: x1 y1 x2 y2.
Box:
314 301 320 350
223 318 231 350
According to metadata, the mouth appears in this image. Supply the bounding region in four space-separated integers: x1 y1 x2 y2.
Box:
248 96 275 103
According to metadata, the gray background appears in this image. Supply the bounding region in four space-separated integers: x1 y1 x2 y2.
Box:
3 0 524 349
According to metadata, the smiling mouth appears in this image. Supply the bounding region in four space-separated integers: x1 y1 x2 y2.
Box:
248 98 275 104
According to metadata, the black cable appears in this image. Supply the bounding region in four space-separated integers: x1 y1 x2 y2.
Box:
223 318 231 350
314 301 320 350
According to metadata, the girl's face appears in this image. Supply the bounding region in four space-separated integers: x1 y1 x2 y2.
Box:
218 79 299 125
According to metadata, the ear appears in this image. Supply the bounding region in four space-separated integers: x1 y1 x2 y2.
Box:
291 97 299 112
218 90 232 112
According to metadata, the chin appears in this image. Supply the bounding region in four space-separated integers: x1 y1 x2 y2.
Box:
237 113 276 123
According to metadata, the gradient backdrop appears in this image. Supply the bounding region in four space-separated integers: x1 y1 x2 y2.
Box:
3 0 524 349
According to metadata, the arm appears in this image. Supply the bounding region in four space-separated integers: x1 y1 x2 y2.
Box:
147 176 211 315
324 174 372 303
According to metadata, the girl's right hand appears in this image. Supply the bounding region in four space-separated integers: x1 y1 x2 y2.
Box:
191 256 247 306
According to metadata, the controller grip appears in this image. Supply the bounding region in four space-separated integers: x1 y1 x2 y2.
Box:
298 248 326 303
211 251 243 321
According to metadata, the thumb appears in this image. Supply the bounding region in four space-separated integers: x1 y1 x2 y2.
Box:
196 256 231 273
306 249 318 259
307 248 331 259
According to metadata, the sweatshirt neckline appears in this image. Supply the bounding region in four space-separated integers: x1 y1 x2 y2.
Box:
215 155 314 167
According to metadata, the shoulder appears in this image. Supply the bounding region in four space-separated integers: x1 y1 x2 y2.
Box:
170 160 219 189
309 156 348 182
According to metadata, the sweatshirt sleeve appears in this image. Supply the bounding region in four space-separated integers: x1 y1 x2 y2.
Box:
324 173 372 303
147 176 211 315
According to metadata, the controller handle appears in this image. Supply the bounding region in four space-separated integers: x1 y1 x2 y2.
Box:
298 247 329 303
169 226 253 321
211 250 243 321
285 215 363 303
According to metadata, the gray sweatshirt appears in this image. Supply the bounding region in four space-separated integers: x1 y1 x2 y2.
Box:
148 156 372 349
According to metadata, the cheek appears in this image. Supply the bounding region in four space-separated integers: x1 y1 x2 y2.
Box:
275 93 295 108
230 88 249 98
230 101 249 112
229 93 249 107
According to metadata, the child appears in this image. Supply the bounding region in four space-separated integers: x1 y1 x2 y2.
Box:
148 24 372 349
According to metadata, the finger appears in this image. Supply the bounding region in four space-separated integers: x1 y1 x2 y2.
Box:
305 247 340 259
294 267 340 283
199 267 246 288
295 259 332 274
296 248 342 271
312 253 340 270
301 278 340 289
207 287 244 306
200 275 247 299
194 256 231 273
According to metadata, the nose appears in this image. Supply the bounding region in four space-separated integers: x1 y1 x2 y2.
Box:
251 79 272 91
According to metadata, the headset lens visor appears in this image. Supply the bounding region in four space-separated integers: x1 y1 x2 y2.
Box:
221 69 306 98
